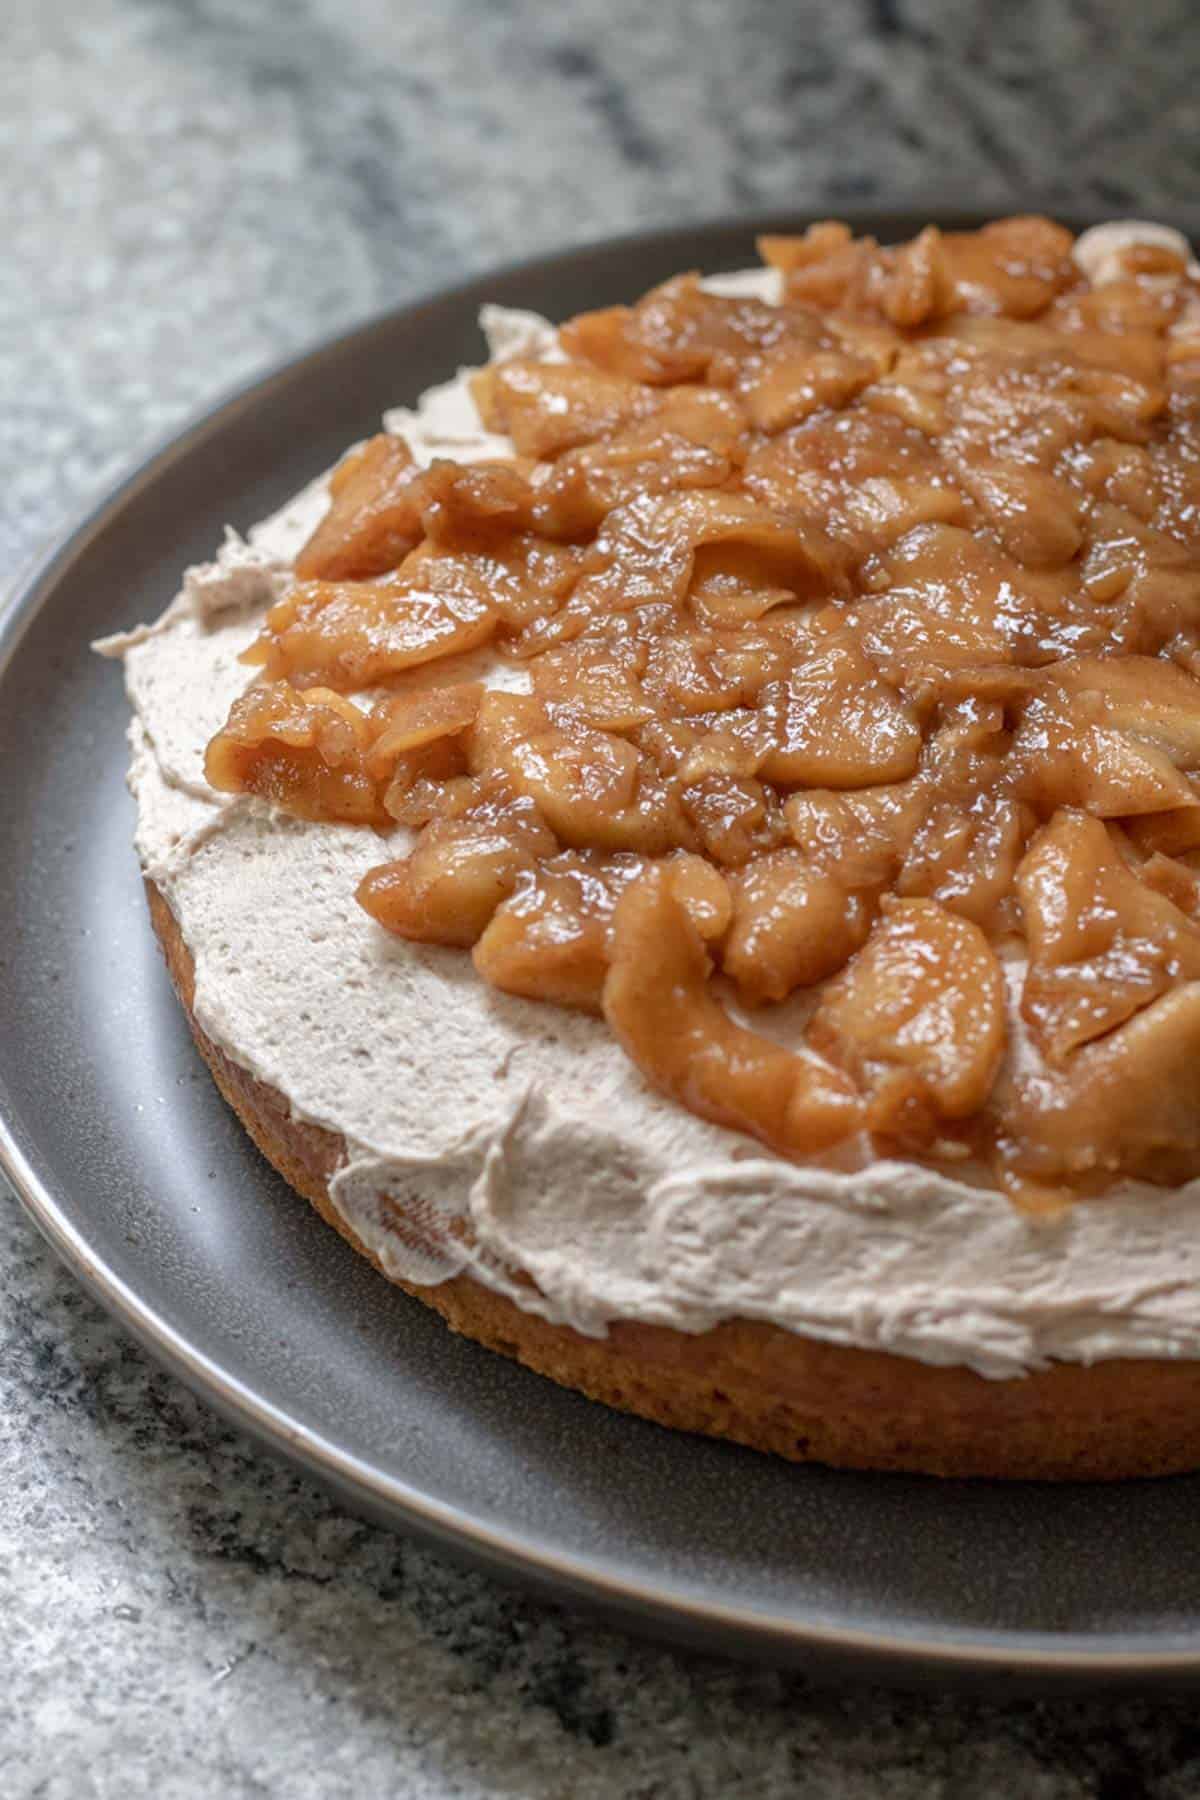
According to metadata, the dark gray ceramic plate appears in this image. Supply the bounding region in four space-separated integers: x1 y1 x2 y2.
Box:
5 210 1200 1693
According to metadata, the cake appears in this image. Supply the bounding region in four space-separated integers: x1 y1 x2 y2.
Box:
101 216 1200 1479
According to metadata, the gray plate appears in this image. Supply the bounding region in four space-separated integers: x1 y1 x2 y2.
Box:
6 210 1200 1693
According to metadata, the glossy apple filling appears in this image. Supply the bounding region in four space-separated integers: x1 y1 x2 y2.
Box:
205 216 1200 1206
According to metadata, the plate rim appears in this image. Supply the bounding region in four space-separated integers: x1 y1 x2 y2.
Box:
7 203 1200 1687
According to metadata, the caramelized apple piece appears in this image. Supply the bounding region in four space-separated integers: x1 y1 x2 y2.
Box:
1125 804 1200 857
880 226 945 327
935 216 1076 319
1138 851 1200 916
738 346 878 433
468 536 585 635
530 380 749 536
637 619 800 721
1010 686 1200 819
474 853 639 1012
1051 654 1200 768
470 359 651 459
996 983 1200 1186
844 523 1047 677
503 721 641 849
755 631 921 787
667 850 735 940
604 862 862 1154
758 221 853 277
476 849 730 1014
1053 264 1183 335
470 691 689 855
924 331 1107 470
244 565 498 690
649 383 749 451
878 228 1077 334
363 682 483 819
896 794 1028 931
723 849 868 1005
1069 439 1161 519
294 435 420 581
841 473 967 548
743 411 963 561
366 682 483 772
1016 810 1200 1061
532 426 734 540
1075 505 1200 647
785 781 929 893
205 682 385 824
524 487 847 657
809 898 1006 1135
704 624 801 706
380 740 471 825
464 690 549 775
688 578 803 631
358 791 557 947
530 635 653 730
862 345 950 435
763 225 885 314
1066 365 1165 441
680 771 777 867
596 488 848 614
414 460 534 546
559 274 824 386
956 462 1084 567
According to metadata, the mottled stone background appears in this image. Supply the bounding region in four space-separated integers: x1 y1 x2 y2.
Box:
5 1 1200 1794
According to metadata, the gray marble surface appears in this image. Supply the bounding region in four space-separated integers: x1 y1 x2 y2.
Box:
6 1 1200 1793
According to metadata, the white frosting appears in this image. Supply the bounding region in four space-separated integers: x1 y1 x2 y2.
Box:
104 233 1200 1380
1073 220 1198 286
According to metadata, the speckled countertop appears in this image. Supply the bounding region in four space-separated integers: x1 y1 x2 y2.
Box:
6 2 1200 1794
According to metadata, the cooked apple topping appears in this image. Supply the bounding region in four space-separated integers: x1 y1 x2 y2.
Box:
809 897 1006 1143
293 435 421 582
604 860 863 1155
205 217 1200 1203
205 683 389 825
1016 811 1200 1062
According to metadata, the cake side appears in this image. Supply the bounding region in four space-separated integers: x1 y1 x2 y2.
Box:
147 876 1200 1479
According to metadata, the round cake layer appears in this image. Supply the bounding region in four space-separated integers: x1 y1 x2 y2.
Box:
99 231 1200 1480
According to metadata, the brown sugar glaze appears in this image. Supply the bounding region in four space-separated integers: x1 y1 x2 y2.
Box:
204 217 1200 1208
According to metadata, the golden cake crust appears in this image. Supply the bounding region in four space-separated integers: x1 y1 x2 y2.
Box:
147 877 1200 1480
